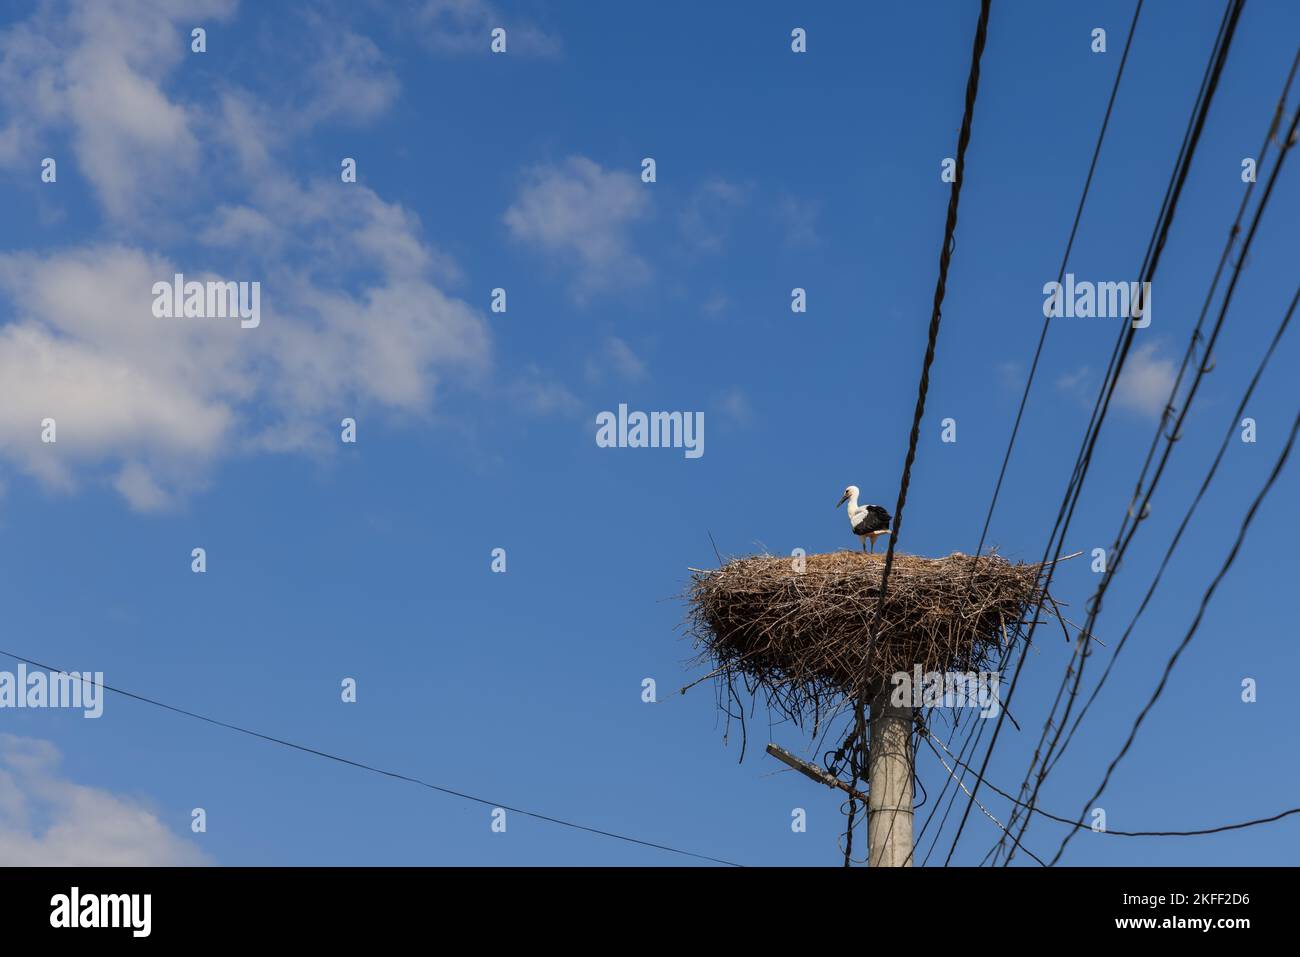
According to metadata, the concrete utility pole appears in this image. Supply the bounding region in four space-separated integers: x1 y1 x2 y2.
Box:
867 684 914 866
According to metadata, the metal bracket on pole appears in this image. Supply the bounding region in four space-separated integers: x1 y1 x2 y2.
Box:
765 743 868 803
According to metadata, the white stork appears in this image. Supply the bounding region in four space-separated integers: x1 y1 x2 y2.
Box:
837 485 892 553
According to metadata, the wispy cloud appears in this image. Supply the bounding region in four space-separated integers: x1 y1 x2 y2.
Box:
678 179 749 253
0 1 496 508
996 360 1022 391
585 337 647 383
416 0 561 56
504 156 651 301
1115 341 1176 419
297 15 400 126
718 387 753 425
1055 364 1092 406
701 291 730 319
1055 342 1175 419
508 366 580 416
0 734 209 866
774 195 820 246
0 3 400 221
0 178 493 500
0 0 239 219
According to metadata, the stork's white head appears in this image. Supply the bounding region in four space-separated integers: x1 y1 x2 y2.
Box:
836 485 860 508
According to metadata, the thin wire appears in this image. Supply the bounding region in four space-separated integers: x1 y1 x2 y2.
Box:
921 734 1047 865
1020 101 1299 809
0 648 745 868
971 0 1145 565
863 0 991 671
930 727 1300 840
920 1 1147 854
996 27 1283 862
1035 52 1300 776
975 0 1242 864
1047 283 1297 778
843 696 866 867
1050 408 1300 863
948 0 1244 865
1004 80 1299 864
852 0 991 866
1092 46 1298 606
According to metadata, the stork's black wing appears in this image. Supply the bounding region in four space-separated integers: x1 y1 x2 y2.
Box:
852 505 891 536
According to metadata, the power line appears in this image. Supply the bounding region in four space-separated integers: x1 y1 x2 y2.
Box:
1045 281 1298 783
0 648 745 868
1001 63 1299 864
1010 93 1300 844
918 0 1147 858
970 0 1145 565
977 0 1243 864
1049 407 1300 864
1084 46 1299 623
965 0 1242 864
852 0 992 865
946 0 1245 865
921 733 1047 865
927 726 1300 841
866 0 991 666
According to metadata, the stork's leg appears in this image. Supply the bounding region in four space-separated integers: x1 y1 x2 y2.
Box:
860 536 867 552
870 535 876 553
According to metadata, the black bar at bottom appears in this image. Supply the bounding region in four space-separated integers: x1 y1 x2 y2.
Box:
0 866 1280 942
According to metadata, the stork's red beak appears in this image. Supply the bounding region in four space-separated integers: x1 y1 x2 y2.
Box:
836 492 850 508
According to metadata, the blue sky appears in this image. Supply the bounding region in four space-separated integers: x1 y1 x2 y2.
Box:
0 0 1296 866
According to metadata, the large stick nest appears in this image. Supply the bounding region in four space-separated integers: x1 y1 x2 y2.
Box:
686 550 1047 728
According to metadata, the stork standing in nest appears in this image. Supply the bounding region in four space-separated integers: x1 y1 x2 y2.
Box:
837 485 892 553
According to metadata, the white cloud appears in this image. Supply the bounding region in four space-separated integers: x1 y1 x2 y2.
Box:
678 179 749 253
267 274 490 420
113 462 176 511
0 245 242 497
1055 364 1092 406
0 3 398 222
1056 343 1176 419
774 195 820 246
203 19 401 179
0 3 505 508
0 187 495 497
718 387 753 425
298 19 399 126
213 90 283 175
1115 341 1176 419
585 337 647 383
701 291 730 318
417 0 561 56
509 367 580 417
0 0 239 219
996 360 1022 391
199 203 281 251
504 156 651 301
0 734 209 866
